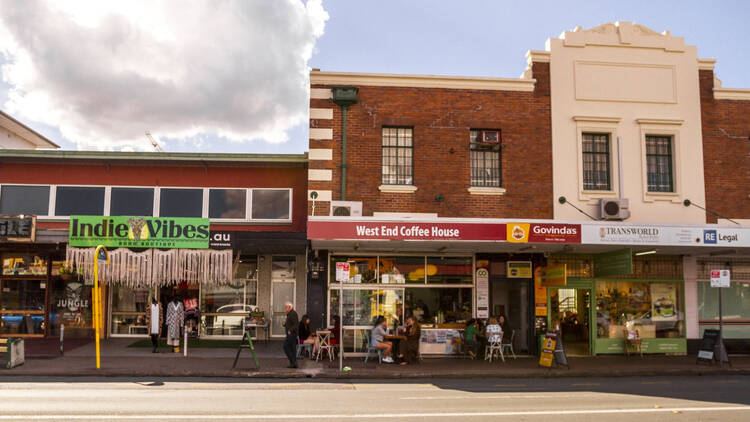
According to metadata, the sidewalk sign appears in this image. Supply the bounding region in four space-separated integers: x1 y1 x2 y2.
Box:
232 329 260 370
554 333 569 368
539 332 556 367
1 338 25 369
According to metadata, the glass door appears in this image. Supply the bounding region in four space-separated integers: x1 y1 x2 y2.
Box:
330 287 404 354
549 287 591 356
271 280 295 337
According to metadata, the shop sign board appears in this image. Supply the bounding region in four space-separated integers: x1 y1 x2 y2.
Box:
507 223 581 244
594 248 633 277
507 261 532 278
308 221 507 241
710 269 731 288
69 216 210 249
476 268 489 319
582 224 750 247
697 329 719 361
209 231 235 249
0 215 35 242
539 332 557 367
6 338 24 369
534 279 547 316
535 265 567 286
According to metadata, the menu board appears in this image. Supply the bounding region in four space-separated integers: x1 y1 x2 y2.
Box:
419 328 463 354
476 268 489 319
335 262 350 282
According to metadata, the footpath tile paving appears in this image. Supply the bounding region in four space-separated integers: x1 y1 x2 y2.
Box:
4 338 749 379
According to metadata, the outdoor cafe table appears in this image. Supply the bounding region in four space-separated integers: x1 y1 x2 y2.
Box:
385 334 407 363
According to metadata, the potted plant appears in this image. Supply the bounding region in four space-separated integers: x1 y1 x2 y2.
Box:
59 266 76 281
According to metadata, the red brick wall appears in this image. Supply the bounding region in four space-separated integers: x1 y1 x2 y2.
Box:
0 161 308 232
310 62 552 219
699 69 750 223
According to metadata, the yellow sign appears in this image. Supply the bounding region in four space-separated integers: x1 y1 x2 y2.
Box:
506 223 530 243
535 264 567 286
539 332 557 367
534 279 548 316
507 261 532 278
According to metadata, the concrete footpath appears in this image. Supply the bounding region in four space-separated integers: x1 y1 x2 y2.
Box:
4 338 750 379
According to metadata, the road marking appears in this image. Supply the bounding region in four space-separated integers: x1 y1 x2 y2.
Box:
3 406 749 419
714 380 739 383
495 383 526 387
401 393 601 400
572 383 600 386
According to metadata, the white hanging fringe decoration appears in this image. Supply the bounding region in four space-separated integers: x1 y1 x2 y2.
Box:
66 246 233 287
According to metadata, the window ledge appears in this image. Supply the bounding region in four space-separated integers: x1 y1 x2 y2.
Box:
644 191 681 203
378 185 418 193
468 187 506 196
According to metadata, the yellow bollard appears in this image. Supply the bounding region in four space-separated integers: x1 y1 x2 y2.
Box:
93 246 109 369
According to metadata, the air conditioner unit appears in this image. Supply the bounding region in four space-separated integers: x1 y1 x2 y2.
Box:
330 201 363 217
600 198 631 220
480 130 500 143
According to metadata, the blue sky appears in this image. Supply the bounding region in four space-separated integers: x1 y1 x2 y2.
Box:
1 0 748 153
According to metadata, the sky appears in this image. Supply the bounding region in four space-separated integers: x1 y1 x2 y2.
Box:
0 0 748 153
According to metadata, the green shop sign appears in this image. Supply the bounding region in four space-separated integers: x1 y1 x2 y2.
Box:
69 216 210 249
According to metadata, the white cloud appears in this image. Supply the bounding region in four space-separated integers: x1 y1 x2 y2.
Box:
0 0 328 150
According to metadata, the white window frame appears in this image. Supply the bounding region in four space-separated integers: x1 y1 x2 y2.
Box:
573 116 621 202
637 119 683 203
0 184 293 224
249 188 293 223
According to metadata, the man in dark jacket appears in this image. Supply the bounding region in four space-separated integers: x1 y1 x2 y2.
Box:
282 302 299 368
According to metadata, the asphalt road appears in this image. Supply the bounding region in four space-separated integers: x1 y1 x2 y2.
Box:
1 375 749 421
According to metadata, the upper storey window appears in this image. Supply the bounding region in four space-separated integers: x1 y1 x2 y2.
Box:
582 133 611 191
645 135 674 193
381 127 413 185
470 129 501 187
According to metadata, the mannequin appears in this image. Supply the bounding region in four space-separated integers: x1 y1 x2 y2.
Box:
166 297 184 353
144 297 162 353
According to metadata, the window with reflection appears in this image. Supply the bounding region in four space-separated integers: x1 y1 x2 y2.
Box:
201 255 258 337
427 257 472 284
2 254 47 276
379 256 424 284
329 256 377 284
109 285 152 335
209 189 246 219
251 189 290 220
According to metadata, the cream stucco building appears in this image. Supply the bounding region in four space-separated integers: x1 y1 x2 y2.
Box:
542 22 706 224
0 110 59 149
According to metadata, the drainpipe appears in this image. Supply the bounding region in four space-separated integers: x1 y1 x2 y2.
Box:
331 86 359 201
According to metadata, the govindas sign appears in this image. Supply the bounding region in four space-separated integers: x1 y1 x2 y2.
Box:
69 216 210 249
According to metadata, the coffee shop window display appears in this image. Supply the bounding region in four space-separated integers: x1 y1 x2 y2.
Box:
328 254 473 355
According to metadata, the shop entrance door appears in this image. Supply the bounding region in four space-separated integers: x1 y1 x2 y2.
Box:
271 280 295 337
550 288 591 356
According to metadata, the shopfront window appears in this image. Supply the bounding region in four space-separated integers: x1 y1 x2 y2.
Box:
329 256 377 284
380 256 423 284
596 280 684 339
0 278 46 335
110 285 153 336
405 287 471 324
698 281 750 339
2 254 48 276
202 255 258 337
426 257 472 284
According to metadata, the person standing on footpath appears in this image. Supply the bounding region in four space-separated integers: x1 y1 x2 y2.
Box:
282 301 299 368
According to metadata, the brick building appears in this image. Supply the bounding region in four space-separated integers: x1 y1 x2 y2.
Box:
307 22 750 358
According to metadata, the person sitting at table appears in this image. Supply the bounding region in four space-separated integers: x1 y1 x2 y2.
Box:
464 319 480 359
485 317 503 345
298 314 315 357
330 315 341 346
398 315 421 365
498 314 511 343
371 316 394 363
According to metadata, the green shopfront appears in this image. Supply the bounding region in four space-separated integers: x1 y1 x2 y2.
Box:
545 254 686 356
